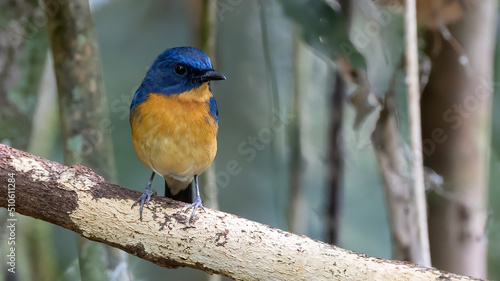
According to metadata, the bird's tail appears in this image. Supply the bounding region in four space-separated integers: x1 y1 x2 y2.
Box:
165 180 194 203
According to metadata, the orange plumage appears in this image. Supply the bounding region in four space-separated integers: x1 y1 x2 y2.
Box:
130 83 217 195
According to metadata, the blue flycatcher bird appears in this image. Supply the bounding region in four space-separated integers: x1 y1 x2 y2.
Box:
130 46 225 220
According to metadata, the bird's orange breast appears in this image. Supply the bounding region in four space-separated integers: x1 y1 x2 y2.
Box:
130 83 218 186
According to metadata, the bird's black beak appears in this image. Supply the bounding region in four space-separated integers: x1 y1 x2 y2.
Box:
200 70 226 82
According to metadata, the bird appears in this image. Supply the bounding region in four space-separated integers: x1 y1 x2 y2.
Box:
129 46 225 221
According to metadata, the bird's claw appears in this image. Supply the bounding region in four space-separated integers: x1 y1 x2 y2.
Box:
132 188 155 221
183 197 205 221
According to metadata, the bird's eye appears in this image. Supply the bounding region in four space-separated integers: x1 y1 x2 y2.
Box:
174 63 187 75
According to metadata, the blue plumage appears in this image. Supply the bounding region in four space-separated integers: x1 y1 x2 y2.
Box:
130 47 221 111
207 96 218 123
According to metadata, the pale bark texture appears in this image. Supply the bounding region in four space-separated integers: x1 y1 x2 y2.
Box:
421 0 497 278
0 144 484 281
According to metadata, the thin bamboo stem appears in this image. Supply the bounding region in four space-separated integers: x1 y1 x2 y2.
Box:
404 0 431 267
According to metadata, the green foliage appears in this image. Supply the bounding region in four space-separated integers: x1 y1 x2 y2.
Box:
278 0 366 67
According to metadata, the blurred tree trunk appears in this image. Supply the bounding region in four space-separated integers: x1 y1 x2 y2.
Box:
421 1 497 278
372 79 415 262
288 35 305 234
0 2 57 281
199 0 220 211
0 0 48 150
326 71 345 244
43 0 130 280
405 0 432 267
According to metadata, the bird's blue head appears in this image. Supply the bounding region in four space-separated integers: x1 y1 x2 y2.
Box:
130 47 225 111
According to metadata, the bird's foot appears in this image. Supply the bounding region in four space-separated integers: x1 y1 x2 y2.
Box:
183 196 206 221
132 188 155 221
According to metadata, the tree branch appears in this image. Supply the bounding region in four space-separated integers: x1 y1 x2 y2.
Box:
405 0 432 267
0 144 481 280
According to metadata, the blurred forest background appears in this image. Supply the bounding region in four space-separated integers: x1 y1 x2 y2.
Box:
0 0 499 280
